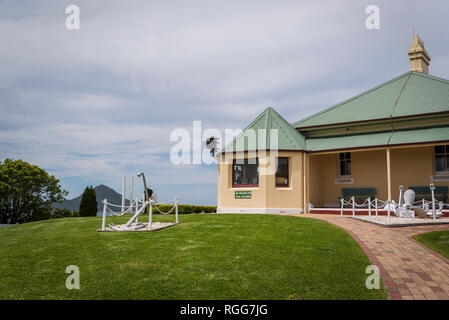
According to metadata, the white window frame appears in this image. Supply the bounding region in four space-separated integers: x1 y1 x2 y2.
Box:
432 145 449 181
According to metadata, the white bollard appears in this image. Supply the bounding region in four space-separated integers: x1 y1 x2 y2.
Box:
102 199 107 230
375 198 378 217
368 197 371 217
387 200 390 224
149 200 153 230
175 197 179 223
129 177 134 215
352 196 355 216
431 184 436 220
121 176 126 214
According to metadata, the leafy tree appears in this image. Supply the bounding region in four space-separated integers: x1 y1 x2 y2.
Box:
0 159 67 224
79 186 97 217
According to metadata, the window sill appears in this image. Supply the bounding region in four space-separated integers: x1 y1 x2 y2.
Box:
334 177 354 184
231 186 259 190
430 174 449 182
276 186 292 190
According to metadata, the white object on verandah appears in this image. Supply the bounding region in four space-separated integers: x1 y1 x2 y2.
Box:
395 187 415 218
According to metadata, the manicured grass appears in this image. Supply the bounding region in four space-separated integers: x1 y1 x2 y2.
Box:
0 214 387 299
414 230 449 260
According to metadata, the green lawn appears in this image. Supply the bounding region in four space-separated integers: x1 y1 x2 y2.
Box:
414 230 449 260
0 214 387 299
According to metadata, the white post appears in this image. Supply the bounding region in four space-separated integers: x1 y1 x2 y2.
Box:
375 198 378 216
430 184 436 220
149 200 153 230
142 192 146 218
121 176 126 214
129 177 134 215
340 198 344 216
398 185 403 208
368 197 371 217
124 200 148 228
352 196 355 216
102 199 107 230
422 198 425 209
387 200 390 224
175 197 179 223
135 197 138 218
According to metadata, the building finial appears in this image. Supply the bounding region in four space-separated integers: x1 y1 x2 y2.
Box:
407 34 431 74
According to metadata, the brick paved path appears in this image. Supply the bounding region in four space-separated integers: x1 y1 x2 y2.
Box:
302 214 449 300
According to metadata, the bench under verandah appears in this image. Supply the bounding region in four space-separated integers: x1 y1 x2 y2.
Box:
338 188 376 202
408 186 448 203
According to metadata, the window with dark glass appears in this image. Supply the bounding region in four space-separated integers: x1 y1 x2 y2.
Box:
232 158 259 187
276 157 289 187
339 152 351 176
435 145 449 173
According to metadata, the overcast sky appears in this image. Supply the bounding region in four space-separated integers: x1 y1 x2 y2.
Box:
1 0 449 205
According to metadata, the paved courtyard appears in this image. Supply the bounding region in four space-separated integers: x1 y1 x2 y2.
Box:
301 214 449 300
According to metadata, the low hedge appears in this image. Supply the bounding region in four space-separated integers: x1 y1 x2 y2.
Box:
51 208 80 219
152 204 216 214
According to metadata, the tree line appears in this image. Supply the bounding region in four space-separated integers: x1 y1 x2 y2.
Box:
0 159 98 224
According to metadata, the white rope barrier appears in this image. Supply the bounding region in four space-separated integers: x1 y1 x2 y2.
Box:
102 199 138 216
100 196 180 231
151 197 179 227
338 189 448 224
153 204 177 214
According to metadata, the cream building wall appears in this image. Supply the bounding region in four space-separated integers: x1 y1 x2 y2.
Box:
390 146 449 200
307 145 449 208
217 150 304 214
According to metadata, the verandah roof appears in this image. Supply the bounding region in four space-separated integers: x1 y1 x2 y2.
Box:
306 126 449 152
221 71 449 154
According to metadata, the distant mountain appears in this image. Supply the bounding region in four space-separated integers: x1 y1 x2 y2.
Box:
53 184 130 212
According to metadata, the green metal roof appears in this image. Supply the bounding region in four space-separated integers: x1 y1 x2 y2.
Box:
306 126 449 152
389 126 449 145
293 71 449 128
222 107 306 153
222 71 449 154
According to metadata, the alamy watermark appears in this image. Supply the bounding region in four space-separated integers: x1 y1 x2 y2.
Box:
365 5 380 30
65 5 80 30
65 265 80 290
365 265 380 290
169 121 280 174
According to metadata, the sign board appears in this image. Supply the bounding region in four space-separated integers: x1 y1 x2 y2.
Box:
235 191 252 199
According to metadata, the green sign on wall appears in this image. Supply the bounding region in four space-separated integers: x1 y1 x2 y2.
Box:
235 191 252 199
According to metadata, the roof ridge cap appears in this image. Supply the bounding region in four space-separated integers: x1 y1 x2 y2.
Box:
221 107 269 153
270 108 306 148
410 71 449 85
